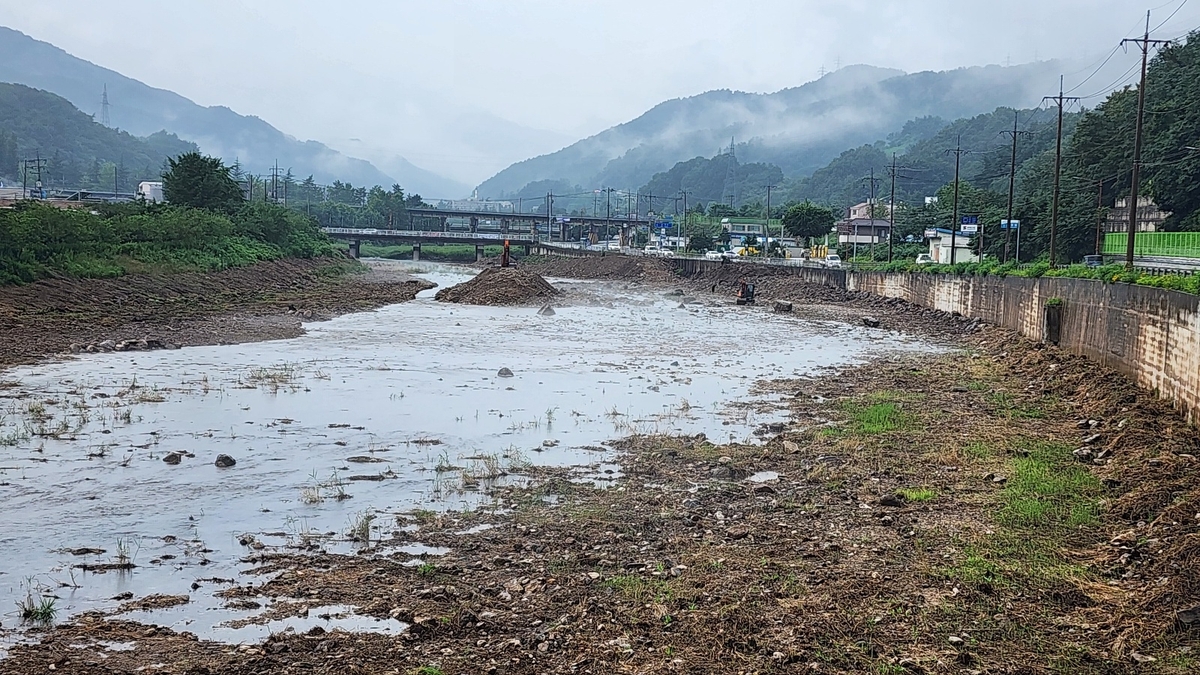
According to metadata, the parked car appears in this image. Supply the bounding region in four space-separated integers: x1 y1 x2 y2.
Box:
823 254 843 269
704 250 725 260
607 241 622 251
915 253 934 265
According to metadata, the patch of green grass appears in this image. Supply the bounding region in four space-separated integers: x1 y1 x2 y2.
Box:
415 563 438 577
966 380 990 392
825 397 918 437
999 442 1101 528
944 535 1089 589
603 575 674 604
962 442 993 460
898 488 937 502
411 667 445 675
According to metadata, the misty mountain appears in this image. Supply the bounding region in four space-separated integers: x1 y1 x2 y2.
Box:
0 82 197 188
0 26 463 195
780 106 1078 208
477 61 1073 198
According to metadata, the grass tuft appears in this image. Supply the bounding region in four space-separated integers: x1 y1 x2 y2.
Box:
999 442 1101 528
898 488 937 502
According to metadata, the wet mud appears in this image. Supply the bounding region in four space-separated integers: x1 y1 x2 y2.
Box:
2 259 1198 674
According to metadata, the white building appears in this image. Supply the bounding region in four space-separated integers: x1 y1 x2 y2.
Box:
925 228 979 264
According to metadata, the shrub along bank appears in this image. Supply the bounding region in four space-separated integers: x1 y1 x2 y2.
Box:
0 201 337 285
878 259 1200 296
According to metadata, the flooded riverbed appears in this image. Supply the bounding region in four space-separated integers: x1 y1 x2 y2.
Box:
0 262 939 641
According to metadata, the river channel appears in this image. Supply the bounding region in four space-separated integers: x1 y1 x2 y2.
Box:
0 262 939 644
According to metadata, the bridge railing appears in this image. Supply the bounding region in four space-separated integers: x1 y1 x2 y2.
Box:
322 228 531 242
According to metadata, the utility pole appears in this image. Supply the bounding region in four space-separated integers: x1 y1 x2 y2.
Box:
764 184 775 258
861 169 881 262
1122 12 1171 269
887 154 898 262
1095 178 1106 256
604 188 615 244
680 190 691 252
1043 77 1079 268
999 112 1030 263
946 137 966 265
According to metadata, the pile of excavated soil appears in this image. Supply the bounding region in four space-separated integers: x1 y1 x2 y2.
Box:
435 266 561 306
517 254 676 282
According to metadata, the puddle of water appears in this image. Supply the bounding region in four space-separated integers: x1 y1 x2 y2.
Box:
0 261 940 636
128 601 407 645
747 471 781 483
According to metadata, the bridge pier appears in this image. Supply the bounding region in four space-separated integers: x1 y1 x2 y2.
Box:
348 240 361 259
524 245 531 256
476 244 486 263
412 242 421 261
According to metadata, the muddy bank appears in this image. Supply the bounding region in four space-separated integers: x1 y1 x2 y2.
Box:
434 266 560 306
0 258 433 368
5 323 1199 673
523 253 986 340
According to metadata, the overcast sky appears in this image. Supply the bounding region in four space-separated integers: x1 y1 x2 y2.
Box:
2 0 1196 182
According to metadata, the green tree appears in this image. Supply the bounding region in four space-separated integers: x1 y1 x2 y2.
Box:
783 200 837 241
162 152 245 213
688 232 715 252
1143 33 1200 230
708 203 736 218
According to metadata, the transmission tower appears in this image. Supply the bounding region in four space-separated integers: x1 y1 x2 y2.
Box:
100 85 111 127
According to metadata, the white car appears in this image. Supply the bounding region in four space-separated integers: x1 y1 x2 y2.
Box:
607 241 621 251
823 254 843 269
915 253 934 265
704 250 724 260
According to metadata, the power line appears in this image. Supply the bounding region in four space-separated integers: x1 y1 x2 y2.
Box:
1151 0 1189 34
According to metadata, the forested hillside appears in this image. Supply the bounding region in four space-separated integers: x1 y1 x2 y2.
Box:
0 83 196 190
478 60 1070 199
653 30 1200 265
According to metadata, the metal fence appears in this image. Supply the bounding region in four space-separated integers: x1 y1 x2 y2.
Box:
1103 232 1200 259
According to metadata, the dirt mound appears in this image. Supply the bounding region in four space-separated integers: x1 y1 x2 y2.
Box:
518 254 675 282
434 266 561 306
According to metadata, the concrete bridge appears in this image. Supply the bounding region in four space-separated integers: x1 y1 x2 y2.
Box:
323 207 653 260
321 228 573 261
407 207 649 236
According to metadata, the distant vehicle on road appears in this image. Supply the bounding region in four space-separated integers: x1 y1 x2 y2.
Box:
823 254 843 269
644 245 673 258
607 241 621 251
704 250 724 260
915 253 934 265
360 229 378 235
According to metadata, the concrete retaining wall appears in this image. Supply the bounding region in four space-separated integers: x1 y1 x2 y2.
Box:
669 258 1200 422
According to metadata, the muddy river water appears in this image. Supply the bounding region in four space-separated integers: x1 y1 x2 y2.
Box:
0 262 938 644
